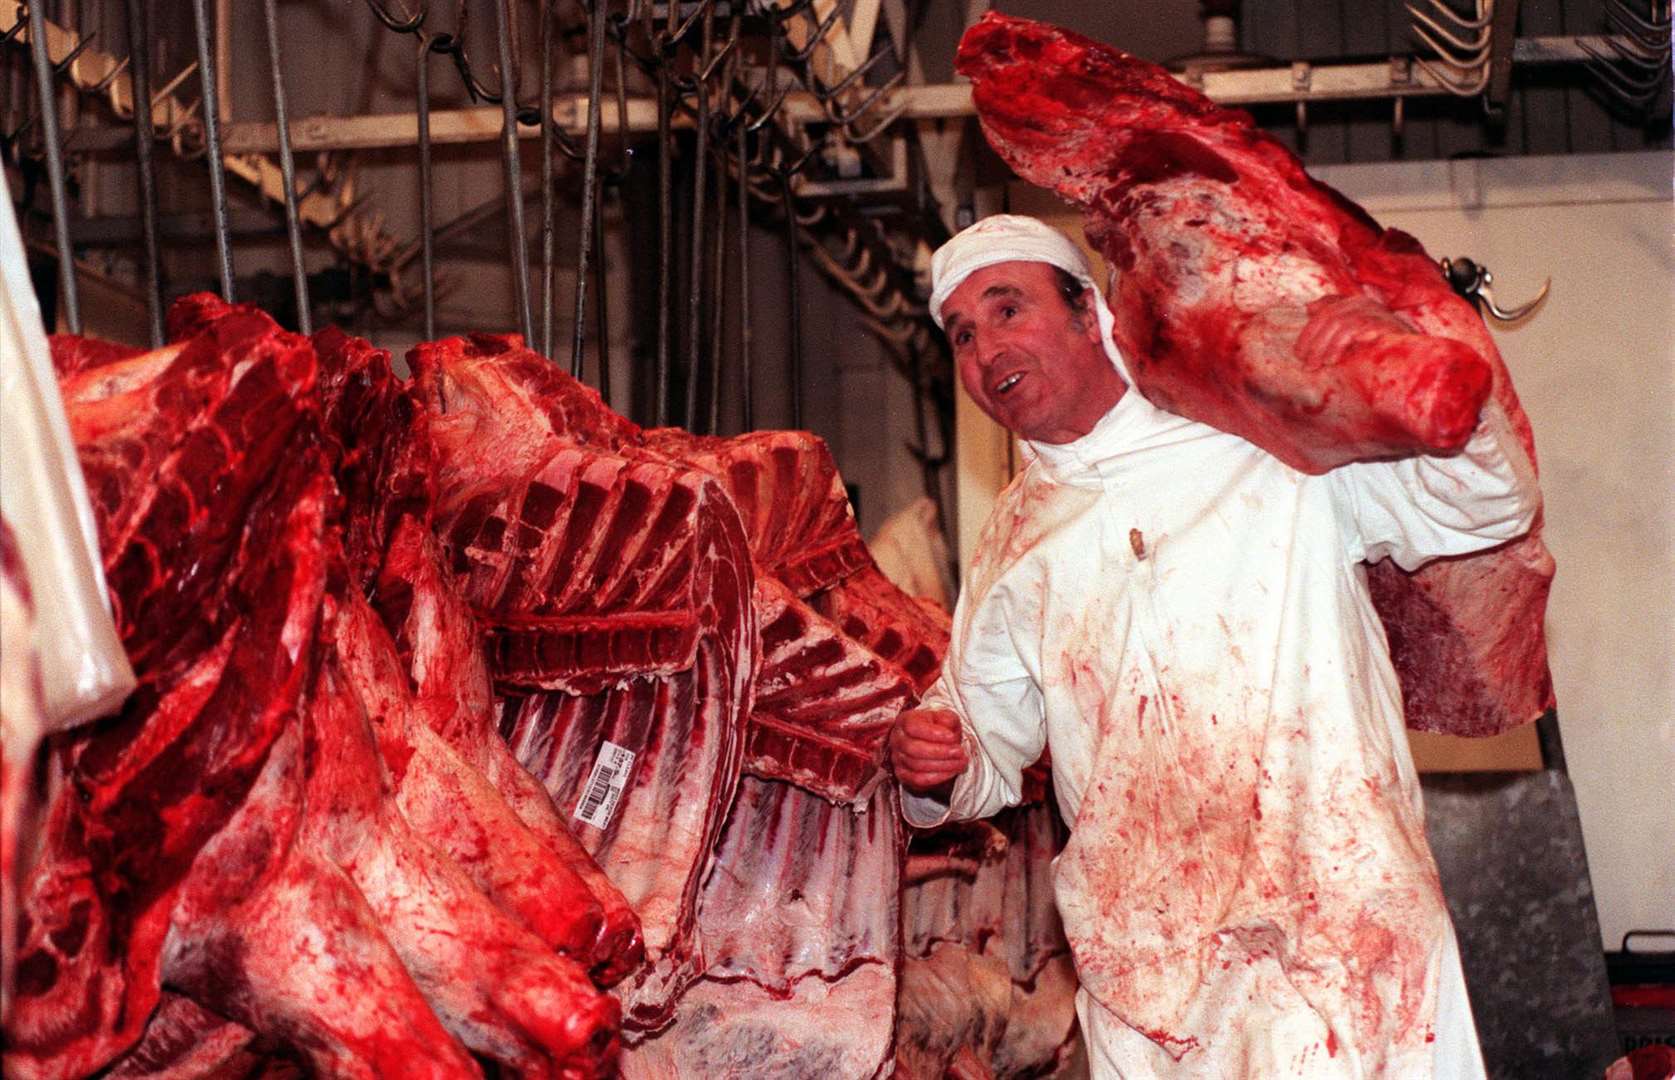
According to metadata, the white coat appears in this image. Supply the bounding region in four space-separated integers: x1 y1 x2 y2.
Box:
902 380 1538 1078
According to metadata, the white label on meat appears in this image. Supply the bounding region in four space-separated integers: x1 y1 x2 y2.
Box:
573 740 636 830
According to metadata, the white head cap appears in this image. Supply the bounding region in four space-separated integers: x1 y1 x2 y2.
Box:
928 213 1132 384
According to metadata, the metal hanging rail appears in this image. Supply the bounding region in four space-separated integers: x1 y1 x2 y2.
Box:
261 0 311 332
492 0 536 342
416 33 438 339
572 0 608 377
123 0 164 346
190 0 236 299
26 0 81 331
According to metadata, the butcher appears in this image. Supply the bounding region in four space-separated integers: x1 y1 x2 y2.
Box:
889 214 1538 1078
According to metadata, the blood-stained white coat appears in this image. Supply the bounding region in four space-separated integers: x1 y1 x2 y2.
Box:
903 380 1537 1078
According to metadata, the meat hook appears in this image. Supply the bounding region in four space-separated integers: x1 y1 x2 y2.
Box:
811 42 890 102
365 0 428 33
88 54 131 95
1579 0 1671 112
50 30 99 77
842 97 906 144
26 0 80 330
1440 256 1550 323
1405 1 1492 55
1407 0 1494 95
781 5 840 64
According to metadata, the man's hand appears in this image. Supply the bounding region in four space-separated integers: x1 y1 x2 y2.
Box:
889 707 970 794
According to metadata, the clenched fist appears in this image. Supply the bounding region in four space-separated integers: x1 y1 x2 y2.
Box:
888 707 970 794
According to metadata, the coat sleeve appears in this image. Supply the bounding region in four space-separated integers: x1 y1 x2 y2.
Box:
900 588 1047 829
1327 398 1541 571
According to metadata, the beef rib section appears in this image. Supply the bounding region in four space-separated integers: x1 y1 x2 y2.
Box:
621 778 903 1079
411 332 756 1031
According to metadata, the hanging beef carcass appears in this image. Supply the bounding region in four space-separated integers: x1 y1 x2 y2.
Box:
6 302 624 1079
956 12 1555 738
895 820 1015 1078
408 331 977 1075
410 333 757 1030
6 310 334 1078
1 519 46 1026
618 443 934 1077
312 325 644 984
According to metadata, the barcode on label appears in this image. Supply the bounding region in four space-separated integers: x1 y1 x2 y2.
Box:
573 740 636 830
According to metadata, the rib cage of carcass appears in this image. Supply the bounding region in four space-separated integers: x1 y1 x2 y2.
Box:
411 331 946 1075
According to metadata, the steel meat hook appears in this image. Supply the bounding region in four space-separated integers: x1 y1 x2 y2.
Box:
1405 1 1492 54
1407 0 1494 95
89 54 131 94
1406 0 1495 33
57 31 99 73
1579 0 1671 112
843 97 905 143
812 43 890 102
365 0 429 33
1440 257 1550 323
1581 50 1670 108
1606 0 1673 45
782 5 840 63
744 19 793 132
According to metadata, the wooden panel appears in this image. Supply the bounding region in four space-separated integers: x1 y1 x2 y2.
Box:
1408 724 1545 772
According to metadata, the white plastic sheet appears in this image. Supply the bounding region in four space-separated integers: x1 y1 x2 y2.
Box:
0 192 135 731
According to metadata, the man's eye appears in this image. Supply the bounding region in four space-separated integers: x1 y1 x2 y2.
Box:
954 329 972 347
1001 305 1018 319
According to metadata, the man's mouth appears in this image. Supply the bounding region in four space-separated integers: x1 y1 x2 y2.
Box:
991 372 1024 396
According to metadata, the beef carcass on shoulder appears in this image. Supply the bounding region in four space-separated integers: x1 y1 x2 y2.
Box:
956 12 1555 736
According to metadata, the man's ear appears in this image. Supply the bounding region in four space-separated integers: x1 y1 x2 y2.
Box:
1078 289 1103 343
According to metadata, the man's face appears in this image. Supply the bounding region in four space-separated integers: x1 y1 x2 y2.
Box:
941 261 1127 444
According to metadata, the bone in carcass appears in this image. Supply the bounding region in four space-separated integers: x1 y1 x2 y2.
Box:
424 356 937 1068
956 12 1555 736
312 326 640 981
2 519 45 1025
991 801 1080 1078
896 821 1015 1079
6 316 327 1080
411 333 755 1030
621 778 903 1079
811 566 947 695
640 429 875 596
743 577 914 806
100 994 264 1079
